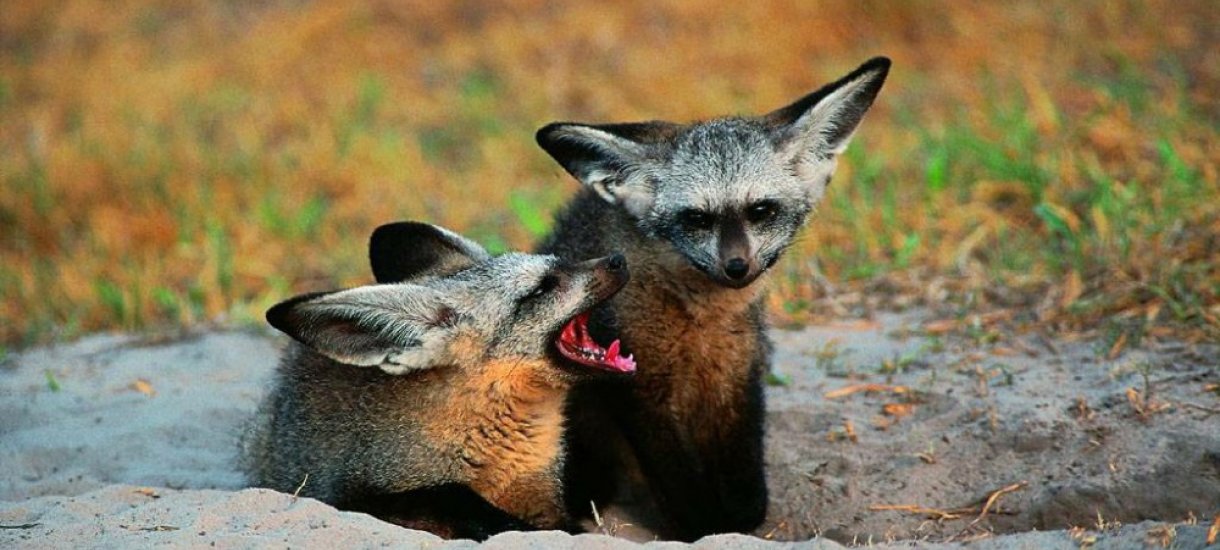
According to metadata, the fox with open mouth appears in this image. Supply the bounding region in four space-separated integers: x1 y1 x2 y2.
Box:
242 221 634 539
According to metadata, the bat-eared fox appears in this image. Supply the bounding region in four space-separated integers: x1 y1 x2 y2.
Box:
535 57 891 539
242 222 635 539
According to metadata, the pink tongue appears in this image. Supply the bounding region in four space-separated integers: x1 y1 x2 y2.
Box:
605 339 636 372
560 313 636 372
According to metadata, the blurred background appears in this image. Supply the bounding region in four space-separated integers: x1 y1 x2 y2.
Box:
2 0 1217 347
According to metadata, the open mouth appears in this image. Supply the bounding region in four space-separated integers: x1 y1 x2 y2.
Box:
556 312 636 374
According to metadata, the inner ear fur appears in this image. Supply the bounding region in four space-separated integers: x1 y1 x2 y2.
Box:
763 56 891 157
535 121 679 208
535 121 680 178
266 284 457 374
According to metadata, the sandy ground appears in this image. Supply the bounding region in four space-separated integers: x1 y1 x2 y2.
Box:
1 314 1217 548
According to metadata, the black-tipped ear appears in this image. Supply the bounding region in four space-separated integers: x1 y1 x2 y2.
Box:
535 121 679 180
535 121 678 215
266 290 332 337
266 284 456 373
764 56 891 155
369 222 490 284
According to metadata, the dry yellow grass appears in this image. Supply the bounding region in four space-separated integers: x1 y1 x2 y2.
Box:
2 1 1217 344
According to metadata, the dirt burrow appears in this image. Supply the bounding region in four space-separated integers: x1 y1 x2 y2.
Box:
760 313 1220 543
0 317 1216 547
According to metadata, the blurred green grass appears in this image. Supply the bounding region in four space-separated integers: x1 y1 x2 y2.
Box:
1 1 1217 345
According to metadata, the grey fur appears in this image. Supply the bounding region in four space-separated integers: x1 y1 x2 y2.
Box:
539 58 889 287
267 251 578 374
242 223 621 519
536 57 891 538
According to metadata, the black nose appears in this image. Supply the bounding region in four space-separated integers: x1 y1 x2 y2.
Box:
724 258 749 280
606 253 627 271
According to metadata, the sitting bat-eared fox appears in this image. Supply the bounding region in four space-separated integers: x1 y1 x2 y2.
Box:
535 57 891 539
241 222 635 539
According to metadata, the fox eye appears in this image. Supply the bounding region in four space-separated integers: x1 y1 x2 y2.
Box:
746 201 779 223
678 209 715 231
524 274 560 300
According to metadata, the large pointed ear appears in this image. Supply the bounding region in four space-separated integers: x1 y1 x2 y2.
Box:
765 57 890 183
369 222 490 284
266 284 460 374
535 121 679 217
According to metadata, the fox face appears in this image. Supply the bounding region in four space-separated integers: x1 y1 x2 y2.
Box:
537 58 890 288
268 222 636 380
248 222 636 535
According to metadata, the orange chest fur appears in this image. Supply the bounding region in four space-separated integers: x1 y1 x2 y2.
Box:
418 360 568 522
617 286 759 421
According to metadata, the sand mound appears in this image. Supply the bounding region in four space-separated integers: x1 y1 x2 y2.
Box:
2 317 1215 548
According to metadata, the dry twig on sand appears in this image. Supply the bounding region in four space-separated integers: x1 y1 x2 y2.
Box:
870 481 1029 540
291 473 309 499
825 384 910 399
1183 402 1220 417
951 482 1028 540
1126 387 1170 420
868 504 975 521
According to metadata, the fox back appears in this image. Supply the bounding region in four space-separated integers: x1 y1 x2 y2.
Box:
242 222 632 537
535 58 891 539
